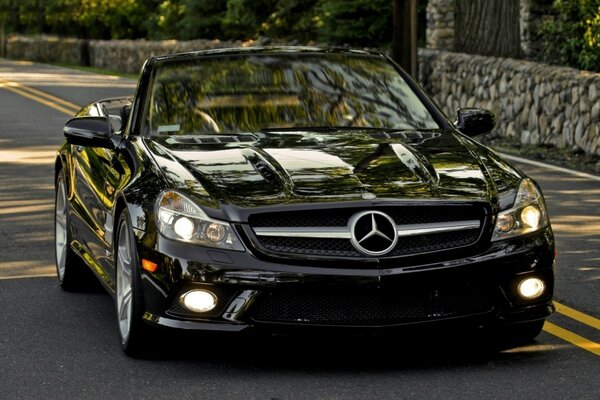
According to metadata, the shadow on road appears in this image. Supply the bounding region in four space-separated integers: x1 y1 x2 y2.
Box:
0 142 58 278
141 328 555 371
5 276 560 373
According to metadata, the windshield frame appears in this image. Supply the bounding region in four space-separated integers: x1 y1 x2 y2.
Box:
138 49 452 138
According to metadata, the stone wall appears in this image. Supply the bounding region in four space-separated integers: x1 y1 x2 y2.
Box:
426 0 455 50
418 49 600 155
6 36 86 65
6 36 244 74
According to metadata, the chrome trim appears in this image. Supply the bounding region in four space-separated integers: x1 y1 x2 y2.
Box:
396 220 480 237
253 226 351 239
223 290 259 322
253 220 480 239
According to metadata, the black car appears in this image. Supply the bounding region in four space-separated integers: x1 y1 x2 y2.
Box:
55 47 555 355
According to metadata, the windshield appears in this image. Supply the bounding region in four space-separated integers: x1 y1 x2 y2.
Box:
144 53 440 136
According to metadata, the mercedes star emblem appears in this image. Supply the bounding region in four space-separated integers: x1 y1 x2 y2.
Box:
349 211 398 256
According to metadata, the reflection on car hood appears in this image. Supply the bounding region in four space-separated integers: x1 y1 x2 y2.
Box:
144 129 523 208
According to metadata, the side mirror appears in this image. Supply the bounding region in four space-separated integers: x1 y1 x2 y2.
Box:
64 116 114 149
455 108 496 137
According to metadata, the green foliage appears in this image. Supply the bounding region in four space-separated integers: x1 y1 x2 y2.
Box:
75 0 157 39
0 0 19 32
44 0 82 37
15 0 41 33
148 0 185 40
0 0 429 49
222 0 277 39
176 0 226 40
1 0 159 39
261 0 321 41
316 0 393 46
540 0 600 71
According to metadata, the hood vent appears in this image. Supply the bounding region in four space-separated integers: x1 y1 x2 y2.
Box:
165 134 257 145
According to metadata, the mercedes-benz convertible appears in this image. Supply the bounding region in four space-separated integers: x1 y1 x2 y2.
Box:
54 47 555 355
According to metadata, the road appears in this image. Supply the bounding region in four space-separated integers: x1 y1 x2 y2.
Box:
0 59 598 399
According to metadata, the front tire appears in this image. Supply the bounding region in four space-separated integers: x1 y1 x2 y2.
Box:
115 208 151 356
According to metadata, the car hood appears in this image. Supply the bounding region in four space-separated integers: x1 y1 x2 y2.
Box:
144 129 523 209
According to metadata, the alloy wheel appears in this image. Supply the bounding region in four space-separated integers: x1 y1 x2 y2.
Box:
116 218 134 344
55 177 68 281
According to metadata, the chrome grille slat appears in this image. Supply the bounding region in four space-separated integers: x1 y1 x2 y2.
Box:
253 220 481 239
253 226 351 239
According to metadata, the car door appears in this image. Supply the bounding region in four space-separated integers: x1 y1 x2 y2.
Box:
69 100 130 289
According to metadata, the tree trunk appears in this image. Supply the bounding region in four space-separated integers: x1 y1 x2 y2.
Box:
454 0 522 58
0 19 5 58
392 0 418 77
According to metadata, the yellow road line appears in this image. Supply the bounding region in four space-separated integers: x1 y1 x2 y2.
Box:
0 78 81 111
543 321 600 357
554 301 600 331
0 79 79 116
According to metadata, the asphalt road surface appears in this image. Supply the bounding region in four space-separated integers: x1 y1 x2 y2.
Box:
0 59 598 400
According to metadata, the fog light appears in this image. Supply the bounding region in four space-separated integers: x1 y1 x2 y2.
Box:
518 277 545 299
181 290 217 313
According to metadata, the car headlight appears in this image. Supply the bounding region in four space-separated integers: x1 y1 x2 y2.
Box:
156 191 244 251
492 178 549 241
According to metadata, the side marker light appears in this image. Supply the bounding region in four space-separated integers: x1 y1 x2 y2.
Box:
141 259 158 273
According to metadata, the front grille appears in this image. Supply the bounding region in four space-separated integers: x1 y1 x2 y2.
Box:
249 207 478 228
248 285 493 326
258 230 480 258
248 205 485 258
258 236 357 257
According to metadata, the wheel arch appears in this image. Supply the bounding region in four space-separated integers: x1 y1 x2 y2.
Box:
111 191 153 254
54 153 74 198
54 154 65 181
112 194 129 250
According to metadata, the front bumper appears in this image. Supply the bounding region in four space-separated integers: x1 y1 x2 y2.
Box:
137 227 555 333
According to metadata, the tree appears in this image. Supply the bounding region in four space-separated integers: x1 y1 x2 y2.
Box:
222 0 277 39
176 0 226 40
17 0 46 34
0 0 18 56
44 0 82 37
261 0 320 41
392 0 417 76
317 0 393 46
540 0 600 71
454 0 522 58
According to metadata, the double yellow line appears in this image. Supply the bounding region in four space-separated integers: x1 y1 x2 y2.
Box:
2 76 600 358
0 78 80 116
545 301 600 357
